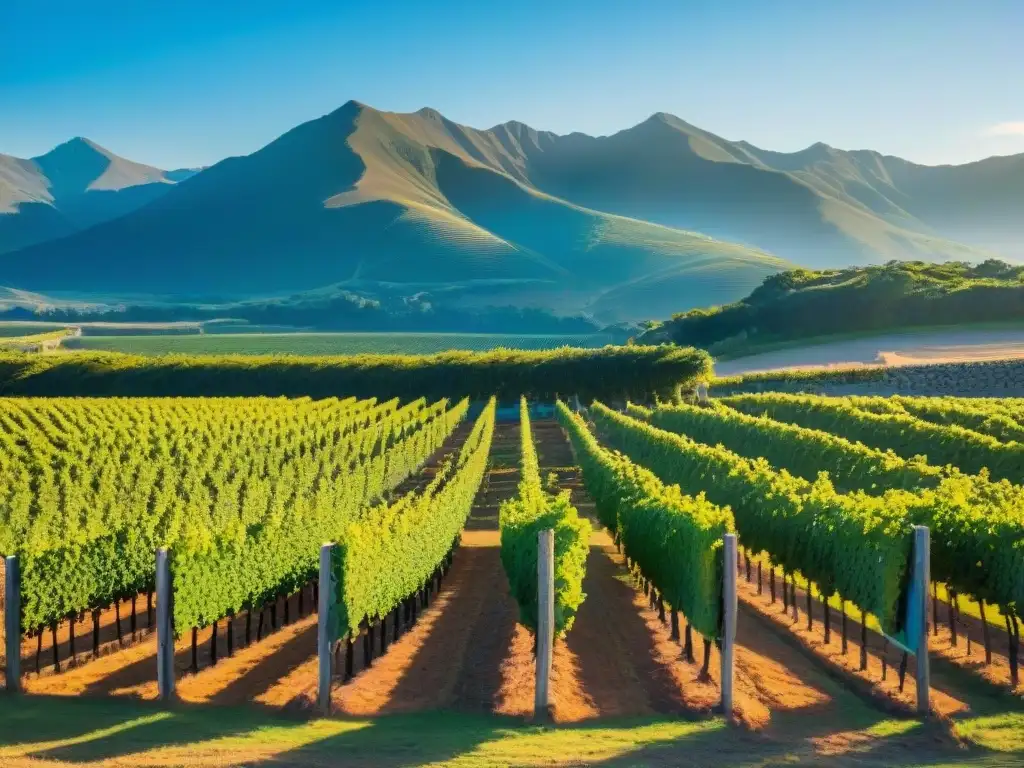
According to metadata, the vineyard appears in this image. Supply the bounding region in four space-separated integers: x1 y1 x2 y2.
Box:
0 372 1022 767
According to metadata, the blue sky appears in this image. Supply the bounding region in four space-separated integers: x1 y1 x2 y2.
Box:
2 0 1022 169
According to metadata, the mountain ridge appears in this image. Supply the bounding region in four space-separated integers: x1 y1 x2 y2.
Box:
1 101 1020 323
0 137 199 254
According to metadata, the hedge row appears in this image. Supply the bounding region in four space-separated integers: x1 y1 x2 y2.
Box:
0 345 711 401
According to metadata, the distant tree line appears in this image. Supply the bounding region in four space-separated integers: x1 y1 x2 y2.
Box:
0 291 604 335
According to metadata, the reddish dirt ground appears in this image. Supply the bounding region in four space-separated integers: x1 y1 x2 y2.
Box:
926 597 1019 692
729 564 1024 723
1 592 158 682
737 558 1021 704
22 588 317 700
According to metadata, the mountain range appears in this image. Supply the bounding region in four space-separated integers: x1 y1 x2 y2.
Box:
1 101 1020 324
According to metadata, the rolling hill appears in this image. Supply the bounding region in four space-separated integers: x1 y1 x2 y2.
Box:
0 102 1019 323
0 137 199 253
639 260 1024 354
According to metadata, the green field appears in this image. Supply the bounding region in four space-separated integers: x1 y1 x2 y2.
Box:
0 321 70 337
64 332 616 356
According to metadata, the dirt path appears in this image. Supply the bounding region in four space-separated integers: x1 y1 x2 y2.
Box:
731 563 1024 727
23 589 316 700
927 593 1018 687
540 422 716 721
320 420 522 714
328 419 760 723
716 326 1024 376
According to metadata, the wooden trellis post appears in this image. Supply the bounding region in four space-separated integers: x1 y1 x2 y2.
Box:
535 529 554 718
5 556 20 693
318 543 337 715
721 534 737 716
913 526 930 715
156 548 174 701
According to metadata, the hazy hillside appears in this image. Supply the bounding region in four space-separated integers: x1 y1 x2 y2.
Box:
1 101 1019 323
863 153 1024 259
640 260 1024 354
518 114 1006 268
735 143 1024 261
0 102 790 323
0 138 195 253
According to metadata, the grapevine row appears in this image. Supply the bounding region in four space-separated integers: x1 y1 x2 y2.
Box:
499 397 590 636
2 395 375 633
627 401 941 493
631 400 1024 618
722 393 1024 483
0 395 462 635
843 395 1024 444
557 402 731 641
330 398 497 640
589 402 914 633
171 397 469 633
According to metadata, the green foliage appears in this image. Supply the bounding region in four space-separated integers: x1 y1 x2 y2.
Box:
171 397 467 633
847 395 1024 444
557 402 732 640
963 397 1024 423
0 329 74 349
0 395 467 635
723 393 1024 483
629 401 941 493
905 476 1024 611
636 398 1024 616
332 399 496 639
642 260 1024 351
589 402 914 633
0 345 711 402
499 397 590 636
709 366 888 393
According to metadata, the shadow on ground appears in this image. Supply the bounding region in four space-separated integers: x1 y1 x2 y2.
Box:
0 680 1018 767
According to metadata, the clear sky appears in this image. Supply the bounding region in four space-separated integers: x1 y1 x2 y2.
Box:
2 0 1022 170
